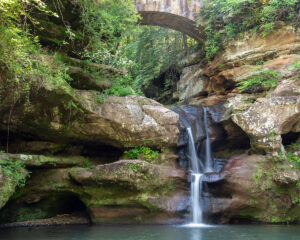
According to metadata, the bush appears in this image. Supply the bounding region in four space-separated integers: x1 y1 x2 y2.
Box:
124 146 159 163
237 70 280 93
0 157 29 188
0 1 72 105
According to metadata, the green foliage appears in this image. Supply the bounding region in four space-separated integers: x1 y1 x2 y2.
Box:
237 70 280 93
278 144 300 169
120 26 199 91
0 1 72 105
129 163 138 173
253 167 263 184
103 75 142 97
0 0 57 27
200 0 300 59
290 60 300 78
82 158 92 168
0 158 29 187
269 130 278 141
76 0 139 53
124 146 159 163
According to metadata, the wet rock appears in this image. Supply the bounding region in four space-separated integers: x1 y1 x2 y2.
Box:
0 212 90 228
202 154 300 223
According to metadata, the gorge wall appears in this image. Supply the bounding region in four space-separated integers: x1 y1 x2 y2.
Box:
0 0 299 227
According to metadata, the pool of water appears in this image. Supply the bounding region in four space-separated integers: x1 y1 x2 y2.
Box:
0 224 299 240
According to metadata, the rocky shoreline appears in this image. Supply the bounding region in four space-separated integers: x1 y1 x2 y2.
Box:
0 213 90 228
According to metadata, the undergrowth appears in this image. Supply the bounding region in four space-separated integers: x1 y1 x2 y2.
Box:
237 70 280 93
124 146 159 163
0 156 29 188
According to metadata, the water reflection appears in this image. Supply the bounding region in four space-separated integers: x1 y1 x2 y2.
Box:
0 225 300 240
191 228 202 240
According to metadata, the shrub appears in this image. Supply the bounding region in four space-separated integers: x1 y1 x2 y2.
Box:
0 157 29 188
237 70 280 93
124 146 159 163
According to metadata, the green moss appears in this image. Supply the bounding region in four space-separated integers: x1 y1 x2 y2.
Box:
238 207 260 219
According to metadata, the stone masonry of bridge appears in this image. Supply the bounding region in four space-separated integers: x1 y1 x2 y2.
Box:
135 0 204 41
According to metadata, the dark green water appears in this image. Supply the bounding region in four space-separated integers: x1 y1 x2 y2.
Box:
0 225 299 240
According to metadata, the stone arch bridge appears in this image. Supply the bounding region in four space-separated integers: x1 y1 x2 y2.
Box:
135 0 204 41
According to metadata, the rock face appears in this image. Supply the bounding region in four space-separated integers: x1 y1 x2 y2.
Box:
182 26 300 155
0 153 87 168
1 19 300 226
0 72 179 148
173 64 208 101
202 154 300 223
232 96 300 153
0 160 189 224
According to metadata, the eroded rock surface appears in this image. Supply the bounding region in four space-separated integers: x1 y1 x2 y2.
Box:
0 160 189 224
0 74 179 148
0 153 87 168
232 96 300 152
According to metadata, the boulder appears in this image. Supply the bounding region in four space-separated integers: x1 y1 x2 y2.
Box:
69 160 186 192
232 96 300 153
202 154 300 223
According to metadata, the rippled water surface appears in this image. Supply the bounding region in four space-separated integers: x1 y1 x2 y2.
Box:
0 224 299 240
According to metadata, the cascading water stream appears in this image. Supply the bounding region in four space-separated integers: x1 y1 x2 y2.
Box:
191 173 203 224
187 127 203 224
203 107 213 173
186 107 213 226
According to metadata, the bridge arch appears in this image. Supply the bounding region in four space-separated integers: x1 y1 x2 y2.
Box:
135 0 204 42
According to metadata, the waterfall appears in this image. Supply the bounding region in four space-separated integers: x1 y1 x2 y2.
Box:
191 173 203 223
187 127 204 224
172 105 217 226
203 107 213 173
187 128 203 173
186 107 213 226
